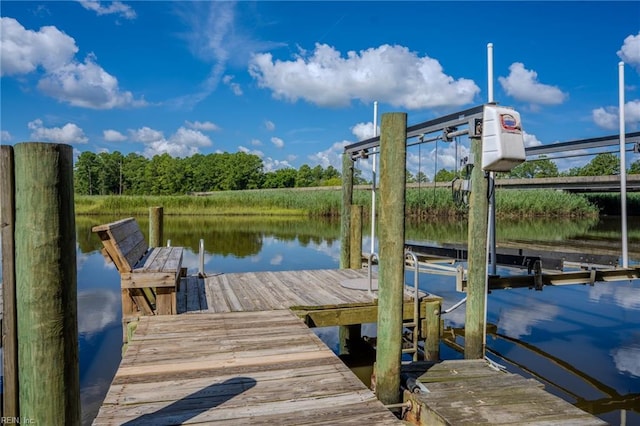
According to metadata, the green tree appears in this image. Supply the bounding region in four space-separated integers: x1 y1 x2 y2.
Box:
434 168 456 182
263 168 297 188
416 171 429 183
506 157 559 178
296 164 315 187
580 153 620 176
74 152 100 195
629 159 640 174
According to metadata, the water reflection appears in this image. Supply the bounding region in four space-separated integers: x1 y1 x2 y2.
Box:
68 214 640 425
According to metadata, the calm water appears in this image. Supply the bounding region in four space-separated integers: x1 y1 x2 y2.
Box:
35 215 640 423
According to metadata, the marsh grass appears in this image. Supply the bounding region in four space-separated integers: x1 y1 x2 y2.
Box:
75 187 599 217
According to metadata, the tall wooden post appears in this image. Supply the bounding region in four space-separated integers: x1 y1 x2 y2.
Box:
1 146 19 418
149 206 164 247
349 204 363 269
423 300 441 361
14 143 80 425
340 153 354 268
375 112 407 405
465 137 489 359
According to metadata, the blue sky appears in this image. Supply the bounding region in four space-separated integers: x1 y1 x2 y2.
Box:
1 1 639 178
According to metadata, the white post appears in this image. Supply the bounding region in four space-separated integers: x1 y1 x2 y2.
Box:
371 101 378 254
487 42 497 275
199 238 205 275
619 61 628 268
485 43 496 349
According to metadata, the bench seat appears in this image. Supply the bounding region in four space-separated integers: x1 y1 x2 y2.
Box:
92 217 184 320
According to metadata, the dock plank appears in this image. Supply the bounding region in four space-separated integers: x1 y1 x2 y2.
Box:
404 359 607 425
93 310 399 425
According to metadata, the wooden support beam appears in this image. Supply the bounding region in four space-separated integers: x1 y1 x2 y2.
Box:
1 145 18 418
340 154 354 269
376 112 407 405
149 206 163 247
465 137 489 360
14 143 80 425
349 204 363 269
423 300 441 361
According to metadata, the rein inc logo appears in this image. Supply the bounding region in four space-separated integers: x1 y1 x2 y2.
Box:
500 113 521 133
1 418 35 424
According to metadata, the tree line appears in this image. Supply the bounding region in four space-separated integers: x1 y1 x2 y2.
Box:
74 150 640 196
73 151 350 195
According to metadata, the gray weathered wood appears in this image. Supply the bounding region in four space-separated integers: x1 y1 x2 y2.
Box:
149 206 163 247
1 145 18 418
92 311 400 425
465 137 489 359
376 112 407 405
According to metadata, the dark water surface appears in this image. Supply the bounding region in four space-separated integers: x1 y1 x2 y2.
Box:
22 215 640 424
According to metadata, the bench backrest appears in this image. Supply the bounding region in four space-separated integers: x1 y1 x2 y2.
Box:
92 217 149 273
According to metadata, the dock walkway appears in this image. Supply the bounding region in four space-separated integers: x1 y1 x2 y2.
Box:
92 309 399 425
94 269 606 425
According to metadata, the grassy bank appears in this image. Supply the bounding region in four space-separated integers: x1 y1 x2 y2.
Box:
75 187 600 218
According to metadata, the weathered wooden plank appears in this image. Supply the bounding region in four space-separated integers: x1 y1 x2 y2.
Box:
95 310 398 425
218 274 244 311
405 359 607 425
155 287 174 315
121 271 178 288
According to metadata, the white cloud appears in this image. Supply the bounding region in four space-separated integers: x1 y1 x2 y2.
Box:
309 140 349 170
170 127 212 147
592 100 640 130
611 344 640 377
270 254 283 265
103 129 126 142
250 138 263 147
77 289 120 337
185 120 220 131
351 121 377 141
523 131 543 148
28 118 88 144
1 17 77 76
129 126 212 158
263 157 293 172
38 54 146 109
1 130 12 142
286 154 297 162
129 126 164 143
271 136 285 148
238 145 264 157
249 43 479 109
1 17 144 109
222 74 243 96
78 1 136 20
618 32 640 68
264 120 275 131
498 299 560 339
498 62 566 105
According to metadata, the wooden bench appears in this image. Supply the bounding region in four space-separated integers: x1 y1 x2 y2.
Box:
92 217 184 318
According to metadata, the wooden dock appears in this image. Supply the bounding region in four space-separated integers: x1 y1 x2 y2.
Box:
93 268 606 425
402 359 607 425
180 268 430 327
92 310 400 425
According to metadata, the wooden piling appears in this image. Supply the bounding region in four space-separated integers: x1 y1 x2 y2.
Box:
149 206 164 247
423 300 441 361
338 324 362 355
1 145 18 418
340 153 354 268
465 137 489 359
14 143 80 425
349 204 363 269
376 112 407 405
